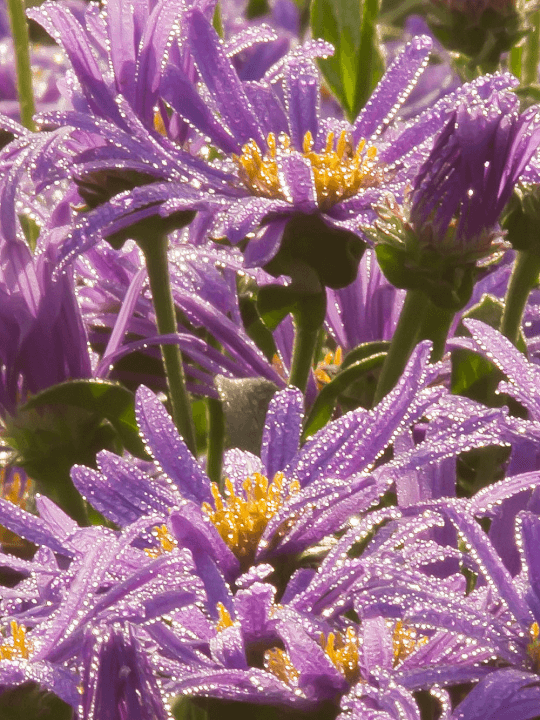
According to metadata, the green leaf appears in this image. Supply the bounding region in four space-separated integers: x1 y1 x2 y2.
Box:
0 684 72 720
22 380 147 459
451 348 497 398
341 340 390 369
303 351 386 438
310 0 384 120
257 284 301 331
172 697 208 720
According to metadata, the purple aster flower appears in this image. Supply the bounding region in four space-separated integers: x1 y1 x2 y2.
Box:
410 93 540 261
154 10 525 286
0 487 208 717
368 86 540 310
70 340 512 604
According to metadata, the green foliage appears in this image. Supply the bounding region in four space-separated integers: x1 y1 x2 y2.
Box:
303 345 387 438
0 683 73 720
310 0 384 121
22 380 147 459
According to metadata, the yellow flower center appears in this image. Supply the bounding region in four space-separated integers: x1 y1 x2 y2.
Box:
1 469 31 551
0 621 32 661
528 621 540 671
392 620 428 667
234 130 380 210
264 647 300 686
202 472 300 563
314 346 343 389
215 602 235 632
144 524 176 558
153 110 167 136
320 627 360 684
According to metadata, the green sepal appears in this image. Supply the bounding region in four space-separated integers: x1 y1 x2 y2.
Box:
503 186 540 257
310 0 384 120
341 340 390 370
263 214 366 290
257 283 326 334
374 242 477 311
303 351 387 438
427 3 524 74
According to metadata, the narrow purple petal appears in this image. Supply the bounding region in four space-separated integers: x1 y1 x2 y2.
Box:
284 55 320 148
352 36 432 143
261 387 303 479
135 386 212 504
187 10 264 148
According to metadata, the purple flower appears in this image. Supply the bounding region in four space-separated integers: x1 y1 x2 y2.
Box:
70 340 511 601
410 92 540 260
0 489 208 717
79 624 170 720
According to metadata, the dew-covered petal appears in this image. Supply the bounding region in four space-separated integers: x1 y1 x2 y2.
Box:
283 55 320 149
261 387 303 479
277 153 317 209
285 342 440 485
160 63 239 153
0 497 73 556
352 35 432 143
243 218 288 268
187 10 265 148
135 386 212 504
450 669 540 720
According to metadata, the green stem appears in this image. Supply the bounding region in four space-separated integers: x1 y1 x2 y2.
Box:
288 293 327 394
523 9 540 86
509 45 522 80
139 234 197 455
419 301 455 363
373 288 428 404
6 0 35 131
206 397 224 486
500 250 540 347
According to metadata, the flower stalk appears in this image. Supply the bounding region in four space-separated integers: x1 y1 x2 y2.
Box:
522 8 540 86
6 0 36 131
206 397 224 487
373 288 428 403
500 250 540 347
288 292 327 394
138 234 197 455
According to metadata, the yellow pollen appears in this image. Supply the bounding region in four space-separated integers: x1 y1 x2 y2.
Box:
528 622 540 671
264 647 300 686
233 130 380 210
202 472 300 562
271 354 288 382
319 627 360 684
0 621 32 661
314 346 343 389
153 110 167 136
216 602 235 632
1 469 31 551
144 524 176 558
392 621 428 667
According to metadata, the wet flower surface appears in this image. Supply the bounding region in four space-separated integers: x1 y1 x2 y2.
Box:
3 0 540 719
